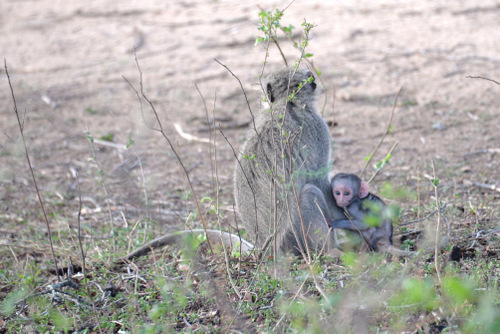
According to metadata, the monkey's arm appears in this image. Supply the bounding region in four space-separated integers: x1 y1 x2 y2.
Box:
327 218 371 231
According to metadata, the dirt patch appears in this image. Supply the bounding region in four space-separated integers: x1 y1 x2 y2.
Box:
2 0 499 229
0 0 499 331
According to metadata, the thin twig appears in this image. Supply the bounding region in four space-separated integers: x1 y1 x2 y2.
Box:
4 59 61 281
214 59 258 136
466 75 500 86
273 275 308 331
123 53 213 254
271 35 288 67
399 203 447 226
361 87 403 178
211 100 242 300
431 160 442 284
278 24 329 116
288 138 311 262
195 83 215 191
463 148 500 157
417 167 421 218
367 141 399 184
217 129 259 257
85 128 115 250
73 169 103 333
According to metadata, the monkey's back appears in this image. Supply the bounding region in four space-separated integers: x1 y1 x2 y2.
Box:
234 97 332 252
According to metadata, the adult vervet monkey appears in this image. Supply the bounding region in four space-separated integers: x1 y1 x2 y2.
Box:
234 67 345 256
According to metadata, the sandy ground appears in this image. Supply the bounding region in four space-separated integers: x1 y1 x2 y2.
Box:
1 0 499 236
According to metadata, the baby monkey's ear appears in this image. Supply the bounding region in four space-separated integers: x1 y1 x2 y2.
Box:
359 181 370 199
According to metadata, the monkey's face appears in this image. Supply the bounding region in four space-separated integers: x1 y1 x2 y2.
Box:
265 68 317 104
333 184 355 207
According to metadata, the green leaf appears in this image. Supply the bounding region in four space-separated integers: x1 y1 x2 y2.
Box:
255 37 265 45
99 133 114 142
126 137 135 148
341 252 357 268
1 288 28 315
443 276 475 305
200 196 211 203
50 310 72 330
430 178 440 187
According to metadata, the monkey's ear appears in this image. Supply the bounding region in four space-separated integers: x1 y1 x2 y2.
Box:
310 76 317 90
266 83 275 103
359 181 370 198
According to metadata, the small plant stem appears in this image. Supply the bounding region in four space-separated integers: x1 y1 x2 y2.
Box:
134 147 149 207
211 100 242 300
195 83 215 191
86 128 115 251
217 129 259 257
273 275 309 331
73 170 103 334
290 179 311 262
361 86 402 178
4 59 61 281
271 34 288 67
431 159 442 284
417 167 421 218
367 141 399 184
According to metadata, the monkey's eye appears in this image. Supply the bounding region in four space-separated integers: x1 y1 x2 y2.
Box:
344 191 350 196
334 191 341 196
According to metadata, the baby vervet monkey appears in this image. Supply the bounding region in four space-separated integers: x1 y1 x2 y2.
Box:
329 173 393 251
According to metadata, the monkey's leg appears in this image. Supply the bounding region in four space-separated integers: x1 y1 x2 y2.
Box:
296 184 338 253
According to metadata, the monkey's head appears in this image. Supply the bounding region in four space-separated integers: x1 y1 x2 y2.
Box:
264 68 317 104
331 173 370 207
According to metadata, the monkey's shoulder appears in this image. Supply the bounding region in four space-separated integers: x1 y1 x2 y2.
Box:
358 193 385 212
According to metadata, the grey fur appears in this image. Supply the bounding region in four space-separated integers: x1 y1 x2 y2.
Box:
234 68 344 255
329 173 394 251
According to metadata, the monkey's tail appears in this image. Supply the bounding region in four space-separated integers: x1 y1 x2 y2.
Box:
114 229 254 264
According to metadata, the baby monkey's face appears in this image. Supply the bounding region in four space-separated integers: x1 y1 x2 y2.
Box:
333 183 355 208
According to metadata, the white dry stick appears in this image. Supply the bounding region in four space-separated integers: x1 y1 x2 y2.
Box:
173 123 210 143
472 181 500 193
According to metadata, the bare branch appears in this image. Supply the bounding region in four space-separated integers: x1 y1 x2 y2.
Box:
466 75 500 86
214 59 259 136
123 53 214 255
4 59 60 281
